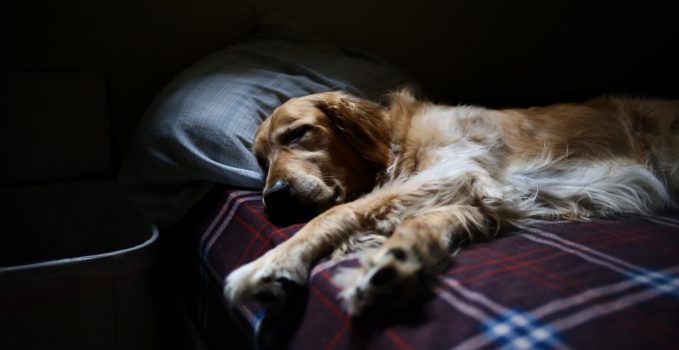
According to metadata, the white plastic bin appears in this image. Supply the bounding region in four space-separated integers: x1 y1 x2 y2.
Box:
0 180 159 350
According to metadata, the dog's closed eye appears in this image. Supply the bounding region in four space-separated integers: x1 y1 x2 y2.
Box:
284 125 311 145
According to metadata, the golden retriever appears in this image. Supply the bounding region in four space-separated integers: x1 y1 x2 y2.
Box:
225 89 679 314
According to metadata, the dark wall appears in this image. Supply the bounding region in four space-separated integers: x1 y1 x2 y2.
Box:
263 0 679 106
2 0 256 186
3 0 678 186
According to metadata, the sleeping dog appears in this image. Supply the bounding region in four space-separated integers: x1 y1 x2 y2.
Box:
225 89 678 314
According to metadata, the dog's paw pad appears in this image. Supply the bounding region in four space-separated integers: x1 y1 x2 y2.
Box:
369 266 398 286
275 276 301 292
224 255 307 309
334 245 425 315
253 291 279 303
387 247 407 261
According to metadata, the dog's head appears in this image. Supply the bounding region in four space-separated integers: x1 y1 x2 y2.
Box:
254 91 392 222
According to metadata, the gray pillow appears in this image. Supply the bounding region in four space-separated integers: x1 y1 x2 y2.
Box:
119 33 411 227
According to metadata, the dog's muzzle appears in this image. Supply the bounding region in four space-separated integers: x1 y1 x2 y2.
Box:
263 180 318 225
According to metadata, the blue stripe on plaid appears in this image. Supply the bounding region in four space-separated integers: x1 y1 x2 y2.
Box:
482 309 563 350
254 307 266 329
626 269 679 296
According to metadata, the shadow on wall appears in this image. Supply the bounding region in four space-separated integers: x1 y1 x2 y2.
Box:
2 0 678 187
1 0 257 182
261 0 679 106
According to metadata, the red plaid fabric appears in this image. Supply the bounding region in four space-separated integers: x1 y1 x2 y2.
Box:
172 185 679 350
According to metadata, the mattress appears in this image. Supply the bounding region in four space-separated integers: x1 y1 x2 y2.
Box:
168 185 679 350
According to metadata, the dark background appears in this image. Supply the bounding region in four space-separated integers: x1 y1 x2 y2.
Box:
3 0 678 188
3 1 678 348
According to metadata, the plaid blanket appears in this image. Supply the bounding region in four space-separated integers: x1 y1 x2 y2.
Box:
170 185 679 350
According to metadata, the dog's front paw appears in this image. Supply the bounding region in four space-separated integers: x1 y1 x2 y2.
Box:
224 250 308 308
333 245 428 315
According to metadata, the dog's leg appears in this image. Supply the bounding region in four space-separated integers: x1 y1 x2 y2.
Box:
223 182 453 308
225 170 515 311
334 204 492 315
224 199 398 308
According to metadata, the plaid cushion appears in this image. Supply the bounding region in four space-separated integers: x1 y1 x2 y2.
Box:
172 185 679 350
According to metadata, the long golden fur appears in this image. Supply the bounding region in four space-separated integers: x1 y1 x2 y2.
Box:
225 89 679 314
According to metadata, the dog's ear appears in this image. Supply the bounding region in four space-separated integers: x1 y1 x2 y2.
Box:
314 92 392 171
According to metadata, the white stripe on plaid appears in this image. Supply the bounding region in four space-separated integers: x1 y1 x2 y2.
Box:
627 268 679 296
437 287 491 321
524 227 647 273
201 192 261 257
645 214 679 228
645 218 679 228
450 265 679 350
197 192 260 333
649 213 679 224
446 276 571 350
532 265 679 319
481 310 566 350
200 191 253 247
447 220 679 350
441 278 568 350
525 227 679 296
550 269 679 330
442 277 506 314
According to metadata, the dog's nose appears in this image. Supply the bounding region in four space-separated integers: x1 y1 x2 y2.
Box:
263 180 292 211
263 180 319 224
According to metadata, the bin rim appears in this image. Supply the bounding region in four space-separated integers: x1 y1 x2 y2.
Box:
0 224 159 274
